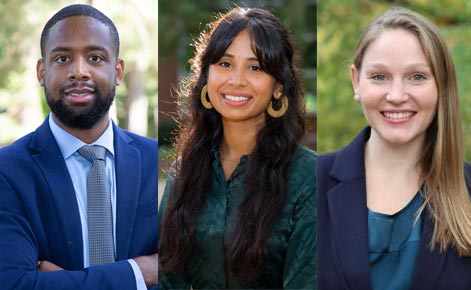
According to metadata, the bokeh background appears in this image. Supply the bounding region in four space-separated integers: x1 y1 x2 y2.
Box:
0 0 157 147
317 0 471 158
158 0 317 189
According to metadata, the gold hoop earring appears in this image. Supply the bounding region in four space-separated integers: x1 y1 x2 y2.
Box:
267 93 289 118
200 85 213 109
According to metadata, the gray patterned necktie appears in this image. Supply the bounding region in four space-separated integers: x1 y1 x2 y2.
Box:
78 145 115 265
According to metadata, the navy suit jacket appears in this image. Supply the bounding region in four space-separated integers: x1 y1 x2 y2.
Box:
0 118 158 290
318 127 471 290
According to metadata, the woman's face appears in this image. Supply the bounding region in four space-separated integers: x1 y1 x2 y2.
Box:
351 28 438 147
207 29 281 126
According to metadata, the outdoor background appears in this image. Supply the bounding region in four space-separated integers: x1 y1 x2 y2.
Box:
318 0 471 159
0 0 157 147
158 0 317 191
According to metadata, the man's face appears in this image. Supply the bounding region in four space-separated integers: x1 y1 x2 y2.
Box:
37 16 124 129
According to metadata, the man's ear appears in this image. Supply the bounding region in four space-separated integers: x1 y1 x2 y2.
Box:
36 59 45 87
115 58 125 85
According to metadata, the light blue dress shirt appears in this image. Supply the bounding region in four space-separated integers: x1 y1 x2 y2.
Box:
49 114 146 290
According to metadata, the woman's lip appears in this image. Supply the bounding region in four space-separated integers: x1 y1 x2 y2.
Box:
224 94 251 101
222 94 252 106
381 111 416 123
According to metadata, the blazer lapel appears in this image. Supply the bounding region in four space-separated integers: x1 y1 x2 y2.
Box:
113 124 141 260
327 128 373 290
410 210 447 289
30 119 84 269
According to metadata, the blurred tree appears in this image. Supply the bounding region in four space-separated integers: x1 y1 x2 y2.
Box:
98 0 158 138
0 0 48 144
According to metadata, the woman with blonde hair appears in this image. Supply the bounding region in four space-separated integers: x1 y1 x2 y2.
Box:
318 7 471 290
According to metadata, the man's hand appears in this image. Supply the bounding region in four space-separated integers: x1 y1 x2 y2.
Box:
37 260 64 272
134 253 158 287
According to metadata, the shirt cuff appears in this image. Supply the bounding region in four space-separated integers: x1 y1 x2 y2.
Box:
128 259 147 290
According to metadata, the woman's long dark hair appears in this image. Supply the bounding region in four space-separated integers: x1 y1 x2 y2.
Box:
159 7 305 284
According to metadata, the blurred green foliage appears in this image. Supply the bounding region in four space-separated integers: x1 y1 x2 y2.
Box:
306 93 317 112
317 0 471 161
0 0 28 89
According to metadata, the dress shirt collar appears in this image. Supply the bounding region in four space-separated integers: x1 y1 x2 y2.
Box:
48 113 115 159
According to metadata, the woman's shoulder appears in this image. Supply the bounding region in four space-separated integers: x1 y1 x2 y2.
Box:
465 162 471 175
318 127 370 165
286 145 316 194
291 145 317 168
159 160 179 214
317 128 371 180
464 162 471 194
318 150 339 164
289 145 316 179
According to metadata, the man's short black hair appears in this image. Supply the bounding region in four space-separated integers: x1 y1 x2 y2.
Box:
40 4 120 58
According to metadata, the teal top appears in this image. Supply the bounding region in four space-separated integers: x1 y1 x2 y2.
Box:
159 145 317 289
368 192 423 290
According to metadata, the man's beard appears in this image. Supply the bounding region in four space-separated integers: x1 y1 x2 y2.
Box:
45 83 115 129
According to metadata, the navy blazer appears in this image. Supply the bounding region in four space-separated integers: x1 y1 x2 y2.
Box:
318 127 471 290
0 118 158 290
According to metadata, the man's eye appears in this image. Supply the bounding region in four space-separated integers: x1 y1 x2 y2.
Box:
89 55 103 62
55 56 69 63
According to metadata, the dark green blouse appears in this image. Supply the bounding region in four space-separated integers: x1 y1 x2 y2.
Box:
159 145 316 289
368 192 423 290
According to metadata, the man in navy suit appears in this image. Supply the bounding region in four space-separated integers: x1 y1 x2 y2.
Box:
0 4 158 290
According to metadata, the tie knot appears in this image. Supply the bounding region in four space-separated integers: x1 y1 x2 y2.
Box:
78 145 107 162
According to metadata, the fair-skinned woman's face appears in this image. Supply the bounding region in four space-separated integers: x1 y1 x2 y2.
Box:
207 29 282 126
350 28 438 147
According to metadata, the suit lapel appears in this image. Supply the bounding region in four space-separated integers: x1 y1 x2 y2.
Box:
30 119 84 268
327 128 373 290
410 210 447 289
113 124 141 260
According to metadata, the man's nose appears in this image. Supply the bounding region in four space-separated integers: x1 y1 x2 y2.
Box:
67 57 91 81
